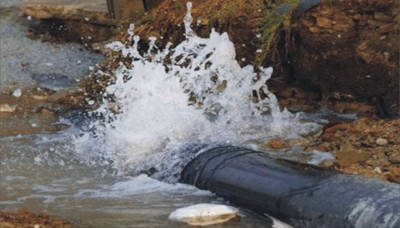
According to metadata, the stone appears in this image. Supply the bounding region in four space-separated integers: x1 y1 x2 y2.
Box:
352 14 362 20
376 138 388 146
374 167 382 174
367 19 388 27
267 139 286 149
309 26 320 33
316 17 332 28
374 12 393 22
12 88 22 97
0 104 16 113
168 204 239 226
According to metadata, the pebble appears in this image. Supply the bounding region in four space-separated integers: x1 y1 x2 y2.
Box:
309 26 320 33
0 104 16 112
374 167 382 174
168 204 238 226
376 138 388 146
12 88 22 97
316 17 332 29
267 139 286 150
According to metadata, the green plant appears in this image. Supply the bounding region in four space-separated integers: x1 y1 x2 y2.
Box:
173 0 183 10
256 0 299 64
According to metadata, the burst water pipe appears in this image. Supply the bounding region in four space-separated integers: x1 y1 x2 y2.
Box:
180 146 400 228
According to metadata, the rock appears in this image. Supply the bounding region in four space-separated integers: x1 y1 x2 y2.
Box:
309 26 320 33
373 12 393 22
12 88 22 97
367 19 389 27
267 139 286 149
316 17 332 28
0 104 16 113
376 138 388 146
168 204 239 226
352 14 362 20
374 167 382 174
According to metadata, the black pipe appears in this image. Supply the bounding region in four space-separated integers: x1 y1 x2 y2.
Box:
180 146 400 228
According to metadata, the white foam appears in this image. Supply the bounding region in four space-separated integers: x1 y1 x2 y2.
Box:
73 174 211 198
74 1 320 180
308 151 335 165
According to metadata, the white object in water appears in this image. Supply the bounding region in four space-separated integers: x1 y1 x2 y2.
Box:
264 214 294 228
168 203 239 226
12 88 22 97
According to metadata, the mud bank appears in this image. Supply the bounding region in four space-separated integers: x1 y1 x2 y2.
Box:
123 0 399 118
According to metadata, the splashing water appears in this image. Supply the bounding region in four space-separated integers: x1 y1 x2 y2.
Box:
73 2 320 181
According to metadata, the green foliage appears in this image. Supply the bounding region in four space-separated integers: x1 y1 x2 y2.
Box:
255 0 299 64
134 14 156 26
173 0 184 10
261 0 299 44
204 1 240 24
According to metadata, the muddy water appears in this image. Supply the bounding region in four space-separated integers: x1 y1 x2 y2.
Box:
0 132 272 227
0 2 273 227
0 5 104 92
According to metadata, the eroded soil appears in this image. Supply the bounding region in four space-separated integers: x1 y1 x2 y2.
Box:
0 209 72 228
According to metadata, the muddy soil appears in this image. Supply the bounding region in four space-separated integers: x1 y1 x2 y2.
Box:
309 118 400 184
0 209 72 228
275 0 399 118
101 0 398 118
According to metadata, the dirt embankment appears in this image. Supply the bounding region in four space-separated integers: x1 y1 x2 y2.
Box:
273 0 399 118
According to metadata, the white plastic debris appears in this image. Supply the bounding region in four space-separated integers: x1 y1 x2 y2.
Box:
168 203 239 226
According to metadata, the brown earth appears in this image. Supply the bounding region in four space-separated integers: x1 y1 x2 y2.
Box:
83 0 398 118
0 209 72 228
22 0 399 117
272 0 399 118
307 118 400 184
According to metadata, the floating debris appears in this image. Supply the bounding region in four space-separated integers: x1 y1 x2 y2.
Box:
169 204 239 226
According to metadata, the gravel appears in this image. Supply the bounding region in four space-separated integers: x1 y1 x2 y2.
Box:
0 1 105 92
